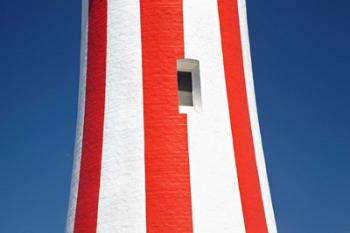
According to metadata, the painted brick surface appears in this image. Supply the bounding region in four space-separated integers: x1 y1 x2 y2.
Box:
66 0 277 233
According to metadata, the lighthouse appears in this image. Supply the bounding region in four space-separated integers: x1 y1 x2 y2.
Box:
66 0 277 233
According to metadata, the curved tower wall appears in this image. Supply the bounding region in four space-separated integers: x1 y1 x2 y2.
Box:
66 0 277 233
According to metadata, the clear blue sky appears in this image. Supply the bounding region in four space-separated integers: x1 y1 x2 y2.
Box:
0 0 349 232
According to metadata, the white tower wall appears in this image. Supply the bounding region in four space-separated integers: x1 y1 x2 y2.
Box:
66 0 277 233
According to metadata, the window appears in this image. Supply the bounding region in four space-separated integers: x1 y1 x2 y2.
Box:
177 71 193 106
177 59 201 113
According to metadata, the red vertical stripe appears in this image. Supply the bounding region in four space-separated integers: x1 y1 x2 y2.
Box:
73 0 107 232
140 1 193 232
218 0 269 232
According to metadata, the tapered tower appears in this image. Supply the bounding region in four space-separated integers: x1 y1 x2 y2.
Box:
66 0 277 233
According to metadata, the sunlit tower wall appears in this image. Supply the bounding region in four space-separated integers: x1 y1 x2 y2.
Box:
66 0 278 233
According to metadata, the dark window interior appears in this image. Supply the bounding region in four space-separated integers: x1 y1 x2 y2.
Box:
177 71 193 106
177 71 193 92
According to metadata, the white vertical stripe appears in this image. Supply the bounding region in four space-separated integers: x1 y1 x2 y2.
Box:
183 0 246 232
237 0 278 232
65 0 89 232
96 1 146 233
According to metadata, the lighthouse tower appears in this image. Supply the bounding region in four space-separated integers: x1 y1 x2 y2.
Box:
66 0 277 233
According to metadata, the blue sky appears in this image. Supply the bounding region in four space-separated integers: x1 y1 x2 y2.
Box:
0 0 349 233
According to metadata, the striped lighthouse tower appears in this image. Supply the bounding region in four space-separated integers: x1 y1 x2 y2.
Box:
66 0 278 233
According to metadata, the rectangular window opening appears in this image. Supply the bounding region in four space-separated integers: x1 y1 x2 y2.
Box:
177 71 193 107
177 59 201 114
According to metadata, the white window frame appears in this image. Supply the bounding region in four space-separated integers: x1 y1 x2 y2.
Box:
177 59 202 114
